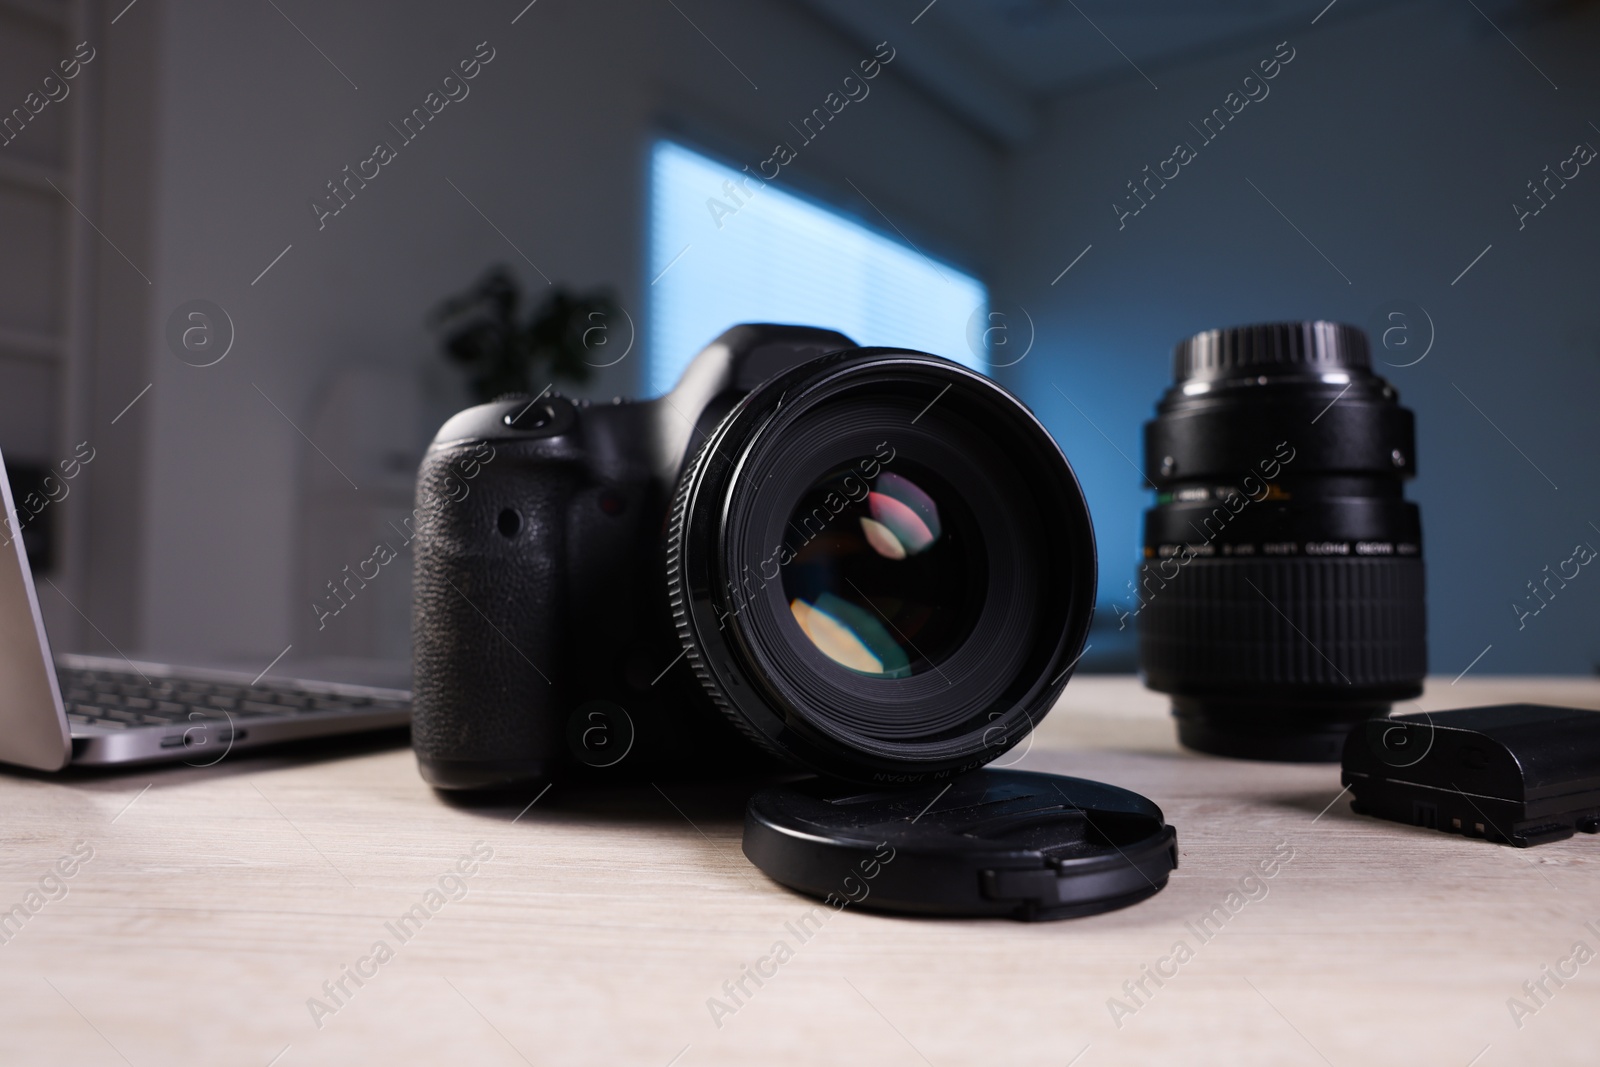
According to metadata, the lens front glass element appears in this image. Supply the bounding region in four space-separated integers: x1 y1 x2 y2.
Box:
781 462 981 677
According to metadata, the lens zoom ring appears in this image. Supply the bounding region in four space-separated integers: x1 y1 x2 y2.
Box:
1138 557 1426 688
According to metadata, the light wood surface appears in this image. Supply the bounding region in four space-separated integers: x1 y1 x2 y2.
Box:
3 675 1598 1067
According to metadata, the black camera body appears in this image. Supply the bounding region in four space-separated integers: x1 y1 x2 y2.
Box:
411 325 848 789
412 324 1096 791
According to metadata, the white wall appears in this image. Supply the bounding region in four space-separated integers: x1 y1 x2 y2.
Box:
993 0 1600 674
104 0 999 668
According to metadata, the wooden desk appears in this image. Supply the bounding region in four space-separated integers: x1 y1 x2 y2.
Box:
2 676 1597 1066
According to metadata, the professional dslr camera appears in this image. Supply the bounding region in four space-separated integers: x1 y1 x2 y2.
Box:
411 324 1096 790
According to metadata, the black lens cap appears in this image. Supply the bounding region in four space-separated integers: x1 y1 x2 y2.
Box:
743 769 1178 921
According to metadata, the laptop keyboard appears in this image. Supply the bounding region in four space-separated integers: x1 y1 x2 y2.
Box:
58 666 408 731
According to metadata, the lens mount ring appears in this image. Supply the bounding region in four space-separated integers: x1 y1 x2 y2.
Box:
665 350 1096 784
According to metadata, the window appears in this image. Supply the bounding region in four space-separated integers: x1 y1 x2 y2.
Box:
646 140 987 395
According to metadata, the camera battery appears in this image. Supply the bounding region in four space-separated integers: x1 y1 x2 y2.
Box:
1341 704 1600 847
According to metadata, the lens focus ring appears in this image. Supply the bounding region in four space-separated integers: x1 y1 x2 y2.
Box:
1139 556 1426 690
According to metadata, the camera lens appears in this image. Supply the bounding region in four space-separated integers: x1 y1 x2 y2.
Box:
782 462 983 678
1137 321 1427 762
667 351 1095 784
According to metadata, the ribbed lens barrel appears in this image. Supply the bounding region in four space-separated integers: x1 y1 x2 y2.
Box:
1136 321 1427 762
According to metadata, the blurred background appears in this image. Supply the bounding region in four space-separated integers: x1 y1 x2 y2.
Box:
2 0 1597 680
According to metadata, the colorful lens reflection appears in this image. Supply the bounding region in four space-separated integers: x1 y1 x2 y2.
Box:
781 461 975 677
859 472 943 561
789 593 910 676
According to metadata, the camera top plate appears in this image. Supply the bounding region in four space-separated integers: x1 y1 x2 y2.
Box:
743 769 1177 921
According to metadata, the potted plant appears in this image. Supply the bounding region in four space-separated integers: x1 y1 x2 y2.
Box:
430 266 621 403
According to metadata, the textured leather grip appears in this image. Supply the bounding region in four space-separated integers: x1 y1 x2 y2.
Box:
411 440 580 782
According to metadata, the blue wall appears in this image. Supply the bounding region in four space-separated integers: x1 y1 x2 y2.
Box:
995 0 1600 674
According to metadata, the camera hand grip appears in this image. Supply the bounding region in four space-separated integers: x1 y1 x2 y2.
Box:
411 442 576 789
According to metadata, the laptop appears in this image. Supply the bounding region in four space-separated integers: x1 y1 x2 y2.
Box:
0 454 411 771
